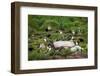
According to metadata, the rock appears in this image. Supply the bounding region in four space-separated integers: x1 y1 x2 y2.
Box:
67 51 87 59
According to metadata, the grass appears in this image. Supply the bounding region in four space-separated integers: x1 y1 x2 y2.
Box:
28 15 88 60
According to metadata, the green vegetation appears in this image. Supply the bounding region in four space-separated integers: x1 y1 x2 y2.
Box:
28 15 88 60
